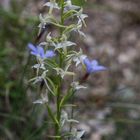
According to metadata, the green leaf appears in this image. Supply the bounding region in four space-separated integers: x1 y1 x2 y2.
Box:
46 77 57 96
62 10 77 20
59 88 75 109
46 104 59 125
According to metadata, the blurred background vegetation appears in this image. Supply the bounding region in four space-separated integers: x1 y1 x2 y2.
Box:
0 0 140 140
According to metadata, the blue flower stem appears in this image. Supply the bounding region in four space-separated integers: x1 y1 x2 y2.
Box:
80 73 89 84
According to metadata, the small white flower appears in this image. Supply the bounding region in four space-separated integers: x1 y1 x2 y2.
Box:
73 54 87 66
67 49 87 66
44 0 60 9
54 41 76 50
38 14 53 30
32 64 45 70
71 82 87 90
60 111 79 127
33 92 48 104
76 8 88 26
54 65 75 79
72 20 86 37
65 0 80 11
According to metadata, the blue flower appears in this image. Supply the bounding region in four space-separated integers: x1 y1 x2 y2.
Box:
28 43 55 59
83 58 107 74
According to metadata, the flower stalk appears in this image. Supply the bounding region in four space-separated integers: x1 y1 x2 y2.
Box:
56 1 65 139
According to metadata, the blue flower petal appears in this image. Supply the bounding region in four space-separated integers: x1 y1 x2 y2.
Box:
91 60 98 66
92 66 107 73
84 58 107 74
84 58 93 73
83 58 91 67
30 51 38 56
28 43 37 52
37 46 45 58
45 50 56 58
28 43 55 59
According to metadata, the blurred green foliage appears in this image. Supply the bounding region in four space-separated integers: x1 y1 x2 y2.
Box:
0 0 42 139
72 0 86 6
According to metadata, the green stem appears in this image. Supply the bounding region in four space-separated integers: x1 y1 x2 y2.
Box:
55 81 61 140
55 0 64 140
68 88 75 140
60 0 64 35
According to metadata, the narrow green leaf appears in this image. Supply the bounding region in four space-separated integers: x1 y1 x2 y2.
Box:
59 88 75 109
62 10 77 20
46 104 59 125
45 77 57 96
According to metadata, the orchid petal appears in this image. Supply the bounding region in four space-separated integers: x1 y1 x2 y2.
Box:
30 51 38 56
45 50 56 58
92 66 107 73
38 46 45 58
91 60 98 66
28 43 37 52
